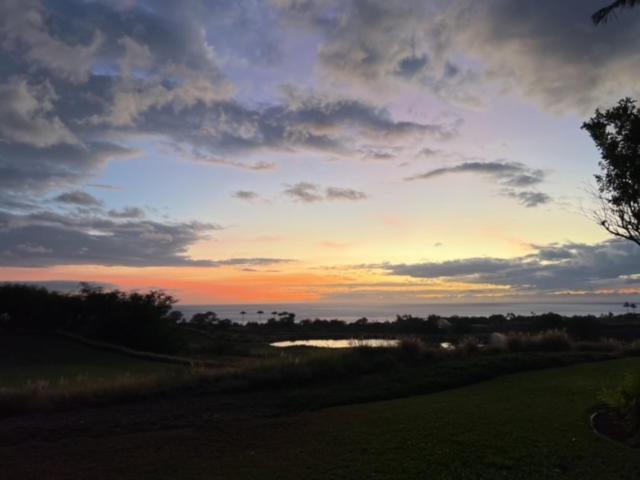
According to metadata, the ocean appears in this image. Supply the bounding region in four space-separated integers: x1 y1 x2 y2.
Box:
177 302 634 323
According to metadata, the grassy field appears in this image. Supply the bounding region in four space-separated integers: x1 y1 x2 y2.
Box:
0 335 181 389
197 357 640 479
211 357 640 480
3 357 639 479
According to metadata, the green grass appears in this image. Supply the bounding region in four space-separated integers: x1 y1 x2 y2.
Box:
2 354 640 478
210 357 640 479
0 335 181 389
4 357 640 479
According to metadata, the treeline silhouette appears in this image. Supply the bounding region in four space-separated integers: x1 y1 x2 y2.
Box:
2 284 639 354
186 310 640 341
0 283 182 353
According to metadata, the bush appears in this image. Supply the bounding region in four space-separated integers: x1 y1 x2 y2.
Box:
506 330 572 352
397 337 441 361
623 340 640 356
599 372 640 433
574 338 622 352
457 337 480 356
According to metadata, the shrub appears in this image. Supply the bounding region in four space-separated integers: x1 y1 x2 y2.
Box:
574 338 622 352
599 372 640 433
397 337 442 362
623 340 640 356
457 337 480 356
506 330 572 352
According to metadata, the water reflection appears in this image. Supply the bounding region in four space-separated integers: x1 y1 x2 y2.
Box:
270 339 399 348
270 339 458 349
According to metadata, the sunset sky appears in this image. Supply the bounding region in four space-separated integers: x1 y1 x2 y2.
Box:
1 0 640 304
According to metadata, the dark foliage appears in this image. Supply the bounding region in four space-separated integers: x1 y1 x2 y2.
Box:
592 0 639 25
0 283 183 353
582 98 640 246
186 308 640 343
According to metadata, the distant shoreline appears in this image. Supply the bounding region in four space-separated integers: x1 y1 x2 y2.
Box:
177 301 635 323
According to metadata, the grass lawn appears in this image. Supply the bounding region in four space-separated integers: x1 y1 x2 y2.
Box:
210 357 640 480
3 357 639 479
0 335 181 389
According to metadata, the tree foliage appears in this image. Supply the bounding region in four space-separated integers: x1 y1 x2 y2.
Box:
592 0 639 24
0 283 183 352
582 98 640 246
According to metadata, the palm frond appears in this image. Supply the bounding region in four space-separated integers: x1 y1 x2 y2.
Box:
592 0 640 25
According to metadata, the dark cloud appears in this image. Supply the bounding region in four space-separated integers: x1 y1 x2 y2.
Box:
0 0 457 213
276 0 640 112
145 90 459 162
405 161 545 186
0 210 222 267
53 190 102 207
284 182 368 203
209 258 295 267
232 190 260 201
503 190 552 208
418 147 440 157
0 280 117 292
325 187 368 201
395 54 429 79
0 0 289 268
405 160 550 207
107 207 145 219
382 239 640 293
0 141 137 199
0 207 294 268
284 182 324 203
461 0 640 113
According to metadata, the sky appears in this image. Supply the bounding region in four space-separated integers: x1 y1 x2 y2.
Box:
1 0 640 305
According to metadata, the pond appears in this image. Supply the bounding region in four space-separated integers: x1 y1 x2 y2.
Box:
270 339 400 348
270 339 458 349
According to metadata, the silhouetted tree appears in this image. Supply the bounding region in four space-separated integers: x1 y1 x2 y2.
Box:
240 310 246 322
592 0 639 24
257 310 264 321
582 98 640 246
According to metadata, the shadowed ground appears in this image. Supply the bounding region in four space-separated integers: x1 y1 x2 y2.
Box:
2 357 639 479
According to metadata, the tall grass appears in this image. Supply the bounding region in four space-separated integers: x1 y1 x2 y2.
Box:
3 330 640 416
504 330 572 352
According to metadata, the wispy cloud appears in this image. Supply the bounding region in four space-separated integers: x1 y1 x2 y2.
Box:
284 182 368 203
405 160 550 207
232 190 260 201
378 239 640 293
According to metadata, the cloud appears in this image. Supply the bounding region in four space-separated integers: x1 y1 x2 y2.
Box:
0 209 223 267
183 148 277 171
53 190 102 207
0 280 117 292
325 187 368 201
0 77 79 147
107 207 145 219
0 0 460 220
0 140 137 204
209 258 295 267
503 190 552 208
284 182 325 203
276 0 640 112
381 239 640 293
405 160 550 207
232 190 260 201
418 147 441 157
458 0 640 113
149 90 459 163
405 161 545 186
284 182 368 203
0 0 103 83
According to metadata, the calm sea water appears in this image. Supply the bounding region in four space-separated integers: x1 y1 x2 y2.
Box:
177 302 633 323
